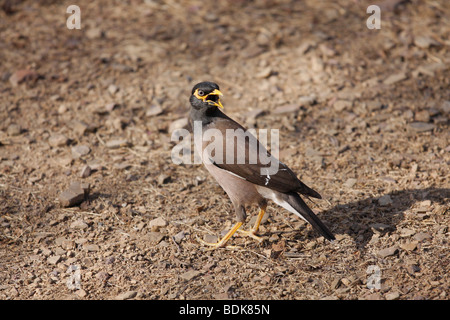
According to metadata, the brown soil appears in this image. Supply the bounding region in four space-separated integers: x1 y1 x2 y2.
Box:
0 0 449 300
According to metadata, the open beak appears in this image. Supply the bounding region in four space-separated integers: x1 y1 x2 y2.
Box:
206 89 224 109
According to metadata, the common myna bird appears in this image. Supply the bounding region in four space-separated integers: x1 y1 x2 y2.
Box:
189 81 335 249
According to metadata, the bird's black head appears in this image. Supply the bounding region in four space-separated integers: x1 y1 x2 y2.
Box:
190 81 224 110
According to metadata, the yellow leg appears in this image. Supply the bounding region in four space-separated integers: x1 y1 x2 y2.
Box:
237 204 267 243
198 222 243 249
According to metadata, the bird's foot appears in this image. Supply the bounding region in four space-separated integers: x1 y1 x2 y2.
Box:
196 235 239 250
236 229 264 243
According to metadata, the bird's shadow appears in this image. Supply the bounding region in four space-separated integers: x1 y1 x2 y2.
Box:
313 187 449 250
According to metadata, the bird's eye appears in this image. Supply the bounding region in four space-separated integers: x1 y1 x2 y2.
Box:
197 90 205 96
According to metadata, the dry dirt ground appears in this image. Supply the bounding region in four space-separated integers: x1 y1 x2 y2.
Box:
0 0 449 300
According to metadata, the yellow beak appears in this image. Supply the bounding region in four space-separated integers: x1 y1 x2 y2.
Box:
207 89 224 109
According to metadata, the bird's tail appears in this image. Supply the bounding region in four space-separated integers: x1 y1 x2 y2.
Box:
284 192 335 241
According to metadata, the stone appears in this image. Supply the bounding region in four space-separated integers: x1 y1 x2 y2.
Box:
59 182 89 207
9 69 39 86
343 178 357 188
48 133 69 147
180 270 201 281
79 165 91 178
272 104 301 114
333 100 352 112
47 255 61 265
378 246 399 258
378 195 393 206
409 122 435 132
383 72 407 85
70 219 89 230
400 241 418 251
71 145 91 159
115 291 137 300
414 110 430 123
105 139 129 149
146 105 163 117
149 217 167 229
7 124 22 136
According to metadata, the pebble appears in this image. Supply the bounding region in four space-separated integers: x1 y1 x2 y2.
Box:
145 232 165 244
79 165 91 178
383 72 407 85
59 182 89 207
333 100 352 112
105 139 129 149
413 232 432 242
115 291 137 300
146 105 163 117
108 84 119 95
378 246 399 258
386 291 400 300
414 36 440 49
343 178 357 188
84 244 99 252
400 241 418 251
47 255 61 265
409 122 435 132
70 219 89 230
255 67 272 79
272 104 301 114
158 174 171 185
7 124 22 136
48 133 69 147
414 110 430 123
9 69 39 87
378 195 393 206
71 145 91 159
149 217 167 229
180 270 201 281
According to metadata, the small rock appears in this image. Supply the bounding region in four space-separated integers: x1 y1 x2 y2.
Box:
415 110 430 123
180 270 201 281
70 219 89 230
146 105 163 117
333 100 352 112
409 122 435 132
378 195 393 206
272 104 301 114
47 255 61 265
48 133 69 147
399 228 415 237
7 124 22 136
79 165 91 178
343 178 357 188
149 217 167 229
414 36 441 49
378 246 399 258
76 289 87 298
59 182 89 207
383 72 407 85
370 223 393 234
115 291 137 300
173 231 187 243
255 67 272 79
413 232 432 242
145 232 164 244
400 241 418 251
298 95 316 106
71 145 91 159
108 84 119 95
9 69 39 87
84 244 99 252
105 139 129 149
386 292 400 300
